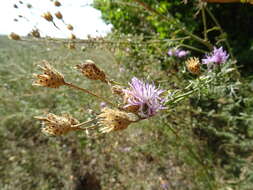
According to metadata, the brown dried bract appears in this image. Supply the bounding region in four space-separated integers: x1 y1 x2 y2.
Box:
111 85 124 96
76 60 106 82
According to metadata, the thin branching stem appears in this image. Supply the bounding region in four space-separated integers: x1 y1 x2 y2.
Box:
73 119 97 128
201 6 208 40
205 7 234 58
179 44 208 53
64 82 118 108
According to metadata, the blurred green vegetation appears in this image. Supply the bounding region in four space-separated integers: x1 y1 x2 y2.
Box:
94 0 253 73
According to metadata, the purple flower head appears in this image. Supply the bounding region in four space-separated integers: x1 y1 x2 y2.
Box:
100 102 107 108
123 77 165 118
202 46 229 66
168 48 190 58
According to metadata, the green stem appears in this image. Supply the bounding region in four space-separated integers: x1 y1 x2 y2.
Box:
205 7 233 58
201 6 208 40
179 44 208 54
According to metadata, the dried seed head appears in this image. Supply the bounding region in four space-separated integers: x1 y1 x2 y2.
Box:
54 1 61 7
8 32 21 40
30 29 40 38
69 33 76 40
98 108 137 133
42 12 53 22
67 42 75 49
33 61 65 88
27 4 32 8
55 11 63 19
67 24 74 31
111 85 124 96
76 60 106 82
186 57 200 75
35 113 79 136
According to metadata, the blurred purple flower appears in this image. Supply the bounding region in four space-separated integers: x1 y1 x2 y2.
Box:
202 46 229 66
168 48 190 58
124 77 165 118
100 102 107 108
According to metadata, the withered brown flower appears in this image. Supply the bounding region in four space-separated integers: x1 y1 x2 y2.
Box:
33 61 65 88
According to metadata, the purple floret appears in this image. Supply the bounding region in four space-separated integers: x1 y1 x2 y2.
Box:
202 46 229 66
124 77 165 118
168 48 190 58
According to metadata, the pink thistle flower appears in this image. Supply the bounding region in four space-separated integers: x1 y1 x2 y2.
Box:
168 48 190 58
123 77 165 118
202 46 229 67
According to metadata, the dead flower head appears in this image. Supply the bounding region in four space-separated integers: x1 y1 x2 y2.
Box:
8 32 21 40
42 12 53 22
67 24 74 31
55 11 63 20
98 108 137 133
54 1 61 7
67 42 76 49
27 4 32 8
35 113 80 136
76 60 106 82
29 29 40 38
33 61 65 88
186 57 200 75
69 33 76 40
